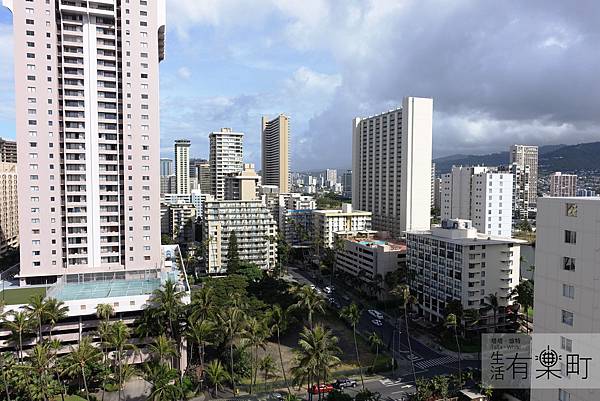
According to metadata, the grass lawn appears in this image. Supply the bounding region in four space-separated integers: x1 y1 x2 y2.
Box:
52 396 86 401
0 286 46 305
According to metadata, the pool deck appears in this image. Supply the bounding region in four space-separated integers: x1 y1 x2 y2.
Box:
54 278 161 301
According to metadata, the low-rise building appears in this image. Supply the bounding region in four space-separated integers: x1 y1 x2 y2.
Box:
406 219 522 330
225 163 260 201
313 204 372 248
0 162 18 257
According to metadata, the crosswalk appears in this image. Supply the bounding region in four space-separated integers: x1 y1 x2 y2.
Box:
415 356 458 369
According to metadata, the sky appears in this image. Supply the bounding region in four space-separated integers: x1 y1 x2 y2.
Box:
1 0 600 171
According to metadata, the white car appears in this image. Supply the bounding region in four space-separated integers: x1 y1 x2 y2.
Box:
371 319 383 327
368 309 384 320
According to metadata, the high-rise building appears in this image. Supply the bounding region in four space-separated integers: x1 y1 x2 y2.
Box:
431 162 436 210
174 139 191 195
433 177 442 211
313 204 372 248
261 115 290 192
510 145 538 206
549 172 577 197
0 162 19 257
224 163 260 201
326 169 337 184
531 197 600 401
160 158 173 176
0 137 17 163
197 160 211 194
441 166 513 238
498 163 530 220
342 170 352 199
160 175 176 195
352 97 433 238
4 0 165 283
407 219 522 328
209 128 244 200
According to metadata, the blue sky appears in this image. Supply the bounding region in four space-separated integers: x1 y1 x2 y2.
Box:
2 1 600 170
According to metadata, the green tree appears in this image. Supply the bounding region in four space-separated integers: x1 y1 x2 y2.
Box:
445 314 462 386
485 292 500 333
218 305 246 394
143 362 184 401
5 310 32 363
259 355 277 392
390 284 417 385
0 352 15 401
204 359 229 397
152 279 185 340
339 303 364 389
109 320 136 401
291 285 325 329
267 304 292 395
96 303 115 323
512 280 534 333
185 317 214 383
367 332 383 373
148 334 178 368
45 298 68 339
63 337 102 401
226 231 241 274
24 294 48 342
161 234 175 245
190 286 215 321
243 317 268 394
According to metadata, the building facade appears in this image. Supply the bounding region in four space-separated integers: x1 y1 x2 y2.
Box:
278 193 316 247
209 128 243 200
261 114 290 192
342 170 352 199
3 0 165 283
441 166 513 238
313 204 372 248
531 197 600 401
224 163 260 201
174 139 190 195
499 163 530 220
549 172 577 197
0 162 19 257
160 158 173 176
160 202 196 243
510 145 538 206
0 137 17 163
406 219 521 328
352 97 433 238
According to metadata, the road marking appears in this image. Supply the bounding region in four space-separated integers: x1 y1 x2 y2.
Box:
415 355 458 369
379 379 408 387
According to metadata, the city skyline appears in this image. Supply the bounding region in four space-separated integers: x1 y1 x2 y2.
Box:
2 2 600 170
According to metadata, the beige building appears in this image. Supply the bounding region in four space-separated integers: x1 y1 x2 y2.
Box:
3 0 165 283
0 138 17 163
210 128 244 200
549 172 577 197
352 97 433 238
261 114 290 192
313 204 372 248
160 202 196 244
225 163 260 201
510 145 538 206
0 162 18 257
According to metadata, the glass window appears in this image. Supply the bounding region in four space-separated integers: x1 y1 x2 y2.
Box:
562 284 574 299
564 230 576 244
561 310 573 326
566 203 577 217
563 257 575 271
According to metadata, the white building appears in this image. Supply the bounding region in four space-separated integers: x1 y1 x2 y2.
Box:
498 163 530 220
352 97 433 238
549 172 577 197
174 139 191 195
209 128 244 200
191 190 213 217
278 193 316 247
261 114 290 193
406 219 522 328
160 202 196 243
313 204 372 248
0 162 18 257
510 145 538 207
335 232 406 290
441 166 513 238
531 197 600 401
326 169 337 184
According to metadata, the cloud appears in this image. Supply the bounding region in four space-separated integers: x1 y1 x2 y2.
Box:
176 66 192 80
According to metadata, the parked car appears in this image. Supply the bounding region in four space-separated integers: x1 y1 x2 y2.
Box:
368 309 384 320
371 319 383 327
309 384 334 394
333 378 357 389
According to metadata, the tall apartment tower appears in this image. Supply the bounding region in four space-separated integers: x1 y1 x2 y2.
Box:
0 162 19 257
352 96 433 238
3 0 165 283
0 137 17 163
342 170 352 199
531 197 600 401
431 162 436 210
510 145 538 206
160 158 173 176
174 139 190 195
549 172 577 197
441 166 513 238
261 114 290 193
209 128 244 200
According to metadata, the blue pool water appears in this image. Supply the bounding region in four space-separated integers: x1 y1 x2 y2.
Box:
55 278 161 301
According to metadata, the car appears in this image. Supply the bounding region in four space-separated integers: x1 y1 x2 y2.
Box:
266 393 284 401
371 319 383 327
333 378 357 389
309 384 334 394
368 309 384 320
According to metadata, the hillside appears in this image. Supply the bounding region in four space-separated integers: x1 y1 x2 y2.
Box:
539 142 600 172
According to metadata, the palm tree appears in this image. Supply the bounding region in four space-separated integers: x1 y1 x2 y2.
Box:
511 280 534 333
185 317 214 381
391 284 417 385
218 305 246 394
291 285 325 329
244 317 267 394
267 304 292 395
143 362 184 401
367 332 383 373
63 337 101 401
96 303 115 323
5 310 32 363
445 313 462 386
152 280 185 340
205 359 229 397
485 293 500 333
45 298 68 339
293 325 341 401
26 342 55 401
0 352 15 401
24 294 47 341
259 355 277 392
148 334 178 368
339 303 364 389
190 286 214 321
96 320 113 401
109 320 136 401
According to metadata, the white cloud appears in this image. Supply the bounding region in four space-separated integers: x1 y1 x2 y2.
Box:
177 66 191 80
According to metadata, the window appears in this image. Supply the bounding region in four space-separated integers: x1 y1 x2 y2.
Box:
560 336 572 352
563 257 575 271
559 389 570 401
565 230 576 244
562 284 574 299
561 310 573 326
